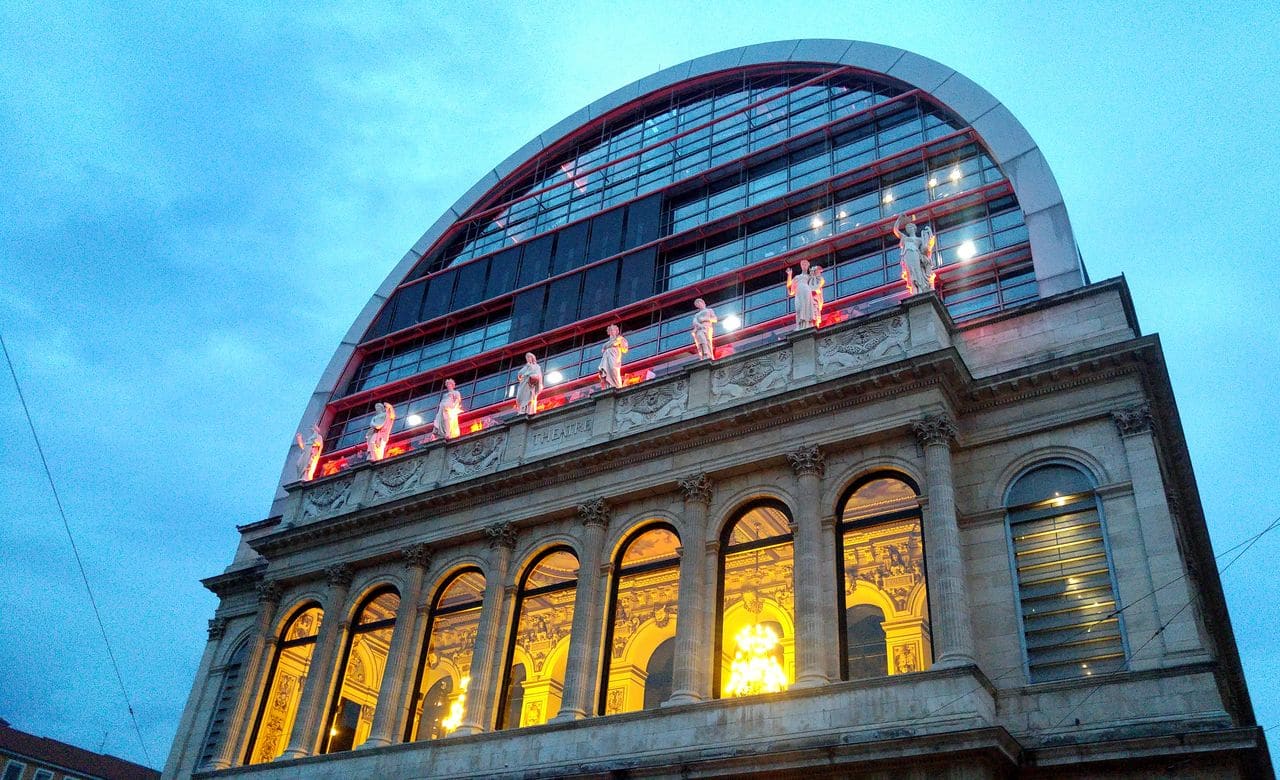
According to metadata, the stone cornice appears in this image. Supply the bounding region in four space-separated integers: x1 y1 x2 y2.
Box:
201 561 268 598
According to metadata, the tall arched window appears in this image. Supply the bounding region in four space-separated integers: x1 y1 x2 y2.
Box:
246 604 323 764
198 640 249 768
599 524 681 715
1006 463 1126 683
717 501 795 698
498 548 579 728
407 568 486 740
321 588 400 753
837 474 932 680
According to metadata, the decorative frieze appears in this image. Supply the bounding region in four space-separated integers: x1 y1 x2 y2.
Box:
300 475 356 522
369 455 426 501
486 521 518 550
817 315 908 372
786 445 825 478
1111 402 1154 436
577 498 611 528
678 473 714 505
711 350 791 403
912 414 957 447
615 380 688 433
447 432 506 480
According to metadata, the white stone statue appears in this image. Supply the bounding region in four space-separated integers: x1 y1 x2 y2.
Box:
433 378 463 440
516 352 543 415
597 324 629 389
893 215 937 295
785 259 825 330
366 402 396 461
294 426 324 481
690 298 718 360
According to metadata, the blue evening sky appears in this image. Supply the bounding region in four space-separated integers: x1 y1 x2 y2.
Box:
2 1 1276 768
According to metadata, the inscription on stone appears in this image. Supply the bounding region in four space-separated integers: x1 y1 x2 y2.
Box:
528 416 594 455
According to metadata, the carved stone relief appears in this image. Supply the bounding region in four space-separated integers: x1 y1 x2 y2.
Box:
615 380 688 433
817 315 908 372
446 432 507 480
368 454 427 501
711 350 792 404
301 475 356 522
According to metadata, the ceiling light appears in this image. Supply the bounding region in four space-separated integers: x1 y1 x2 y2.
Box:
407 414 424 426
722 314 742 332
546 370 564 384
957 240 977 260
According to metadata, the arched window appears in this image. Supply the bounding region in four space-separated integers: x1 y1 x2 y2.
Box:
498 548 579 728
407 568 486 740
1006 463 1126 683
246 604 323 764
599 525 681 715
321 588 400 753
837 474 932 680
717 501 795 698
198 640 249 768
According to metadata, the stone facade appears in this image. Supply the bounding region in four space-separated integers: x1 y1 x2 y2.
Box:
163 284 1270 778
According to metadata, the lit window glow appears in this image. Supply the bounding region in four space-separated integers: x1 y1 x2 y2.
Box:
723 624 788 697
949 167 962 183
440 676 468 735
722 314 742 332
810 216 824 229
882 192 894 205
957 240 977 260
546 370 564 385
407 414 424 426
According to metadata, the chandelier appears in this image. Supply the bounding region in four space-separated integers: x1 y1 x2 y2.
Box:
439 676 469 734
723 623 788 696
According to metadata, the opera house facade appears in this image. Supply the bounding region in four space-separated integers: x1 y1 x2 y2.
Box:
163 40 1271 778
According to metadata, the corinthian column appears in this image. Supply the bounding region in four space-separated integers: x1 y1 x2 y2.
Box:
456 522 518 735
207 580 282 770
361 544 432 748
280 564 353 759
555 498 611 720
912 414 976 668
667 473 713 705
787 445 830 688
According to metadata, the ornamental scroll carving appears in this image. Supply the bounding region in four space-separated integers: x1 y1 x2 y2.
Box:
786 445 825 478
486 521 518 550
446 432 506 479
817 315 908 372
257 580 283 605
912 414 957 447
369 455 426 501
207 617 228 641
711 350 791 403
1111 402 1154 436
577 498 611 528
678 473 714 505
402 542 432 571
301 474 356 521
325 563 355 588
615 380 688 433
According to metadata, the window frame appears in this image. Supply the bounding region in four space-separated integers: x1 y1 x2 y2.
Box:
405 567 487 742
244 602 324 765
320 585 401 754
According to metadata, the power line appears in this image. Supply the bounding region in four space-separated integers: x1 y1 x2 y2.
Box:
1 333 153 766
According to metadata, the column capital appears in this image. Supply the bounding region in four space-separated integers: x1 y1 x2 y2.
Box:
256 579 283 605
486 521 519 550
1111 402 1153 436
786 445 825 478
913 414 957 447
325 563 355 588
577 497 611 528
206 617 228 642
678 473 714 505
402 542 433 571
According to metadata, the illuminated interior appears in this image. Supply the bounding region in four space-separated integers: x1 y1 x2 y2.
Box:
321 589 400 753
600 525 681 714
499 549 580 728
838 476 932 679
409 569 486 740
247 605 323 764
718 503 796 697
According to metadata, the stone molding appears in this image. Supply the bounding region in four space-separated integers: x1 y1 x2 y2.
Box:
325 563 355 588
577 498 611 528
401 542 433 571
913 414 957 447
786 445 825 478
678 473 714 505
486 521 518 550
1111 402 1154 436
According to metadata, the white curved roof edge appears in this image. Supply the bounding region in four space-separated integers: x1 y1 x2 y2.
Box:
268 39 1085 514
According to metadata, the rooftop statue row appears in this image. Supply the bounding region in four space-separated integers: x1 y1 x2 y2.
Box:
297 228 936 480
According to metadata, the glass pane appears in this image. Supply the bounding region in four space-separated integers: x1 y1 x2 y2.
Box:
620 527 681 568
325 607 396 753
603 556 680 714
1008 464 1093 506
357 591 400 626
842 477 917 522
437 570 486 612
727 505 791 546
412 582 485 740
502 578 577 727
840 515 931 680
524 550 580 590
248 636 318 763
720 539 795 696
283 606 322 641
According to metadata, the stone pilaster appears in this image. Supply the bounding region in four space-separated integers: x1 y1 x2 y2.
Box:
206 580 283 770
280 564 353 759
555 499 611 720
668 474 713 704
1111 403 1204 658
702 538 721 697
786 445 830 688
456 522 518 735
912 414 976 668
361 544 433 748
